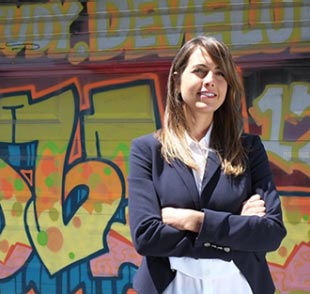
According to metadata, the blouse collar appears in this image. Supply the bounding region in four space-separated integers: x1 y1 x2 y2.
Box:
185 123 213 150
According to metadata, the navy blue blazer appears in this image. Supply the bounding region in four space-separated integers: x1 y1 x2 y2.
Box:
128 133 286 294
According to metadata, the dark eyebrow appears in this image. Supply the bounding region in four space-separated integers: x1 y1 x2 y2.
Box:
194 64 208 68
190 64 208 70
192 64 221 70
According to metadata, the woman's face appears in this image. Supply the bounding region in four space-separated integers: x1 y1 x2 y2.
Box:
179 47 228 117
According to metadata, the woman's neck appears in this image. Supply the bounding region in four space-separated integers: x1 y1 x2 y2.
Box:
183 106 213 141
187 117 213 141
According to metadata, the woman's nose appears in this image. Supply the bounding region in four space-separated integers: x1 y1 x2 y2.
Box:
203 71 214 86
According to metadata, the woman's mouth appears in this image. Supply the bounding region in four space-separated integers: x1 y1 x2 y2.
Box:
199 91 217 99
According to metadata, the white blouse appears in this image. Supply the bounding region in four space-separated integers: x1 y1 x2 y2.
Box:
163 126 253 294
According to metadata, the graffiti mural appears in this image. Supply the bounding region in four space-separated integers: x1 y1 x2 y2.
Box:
243 67 310 293
0 1 309 293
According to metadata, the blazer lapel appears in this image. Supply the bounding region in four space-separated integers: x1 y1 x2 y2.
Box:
172 159 200 209
201 150 221 192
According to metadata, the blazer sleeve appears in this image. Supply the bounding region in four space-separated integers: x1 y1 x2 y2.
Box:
195 134 287 252
128 135 197 257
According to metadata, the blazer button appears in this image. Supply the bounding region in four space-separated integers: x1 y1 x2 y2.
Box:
224 247 231 253
203 242 211 247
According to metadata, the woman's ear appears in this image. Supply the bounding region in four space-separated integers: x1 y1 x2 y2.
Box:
173 71 180 92
173 71 179 81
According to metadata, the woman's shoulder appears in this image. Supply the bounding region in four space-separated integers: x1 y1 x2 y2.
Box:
241 133 265 153
132 132 158 143
241 133 262 144
131 132 161 149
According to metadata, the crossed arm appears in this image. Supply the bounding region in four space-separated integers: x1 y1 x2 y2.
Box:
162 194 266 233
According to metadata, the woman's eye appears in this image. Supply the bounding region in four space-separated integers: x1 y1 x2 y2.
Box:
216 71 225 77
193 68 207 76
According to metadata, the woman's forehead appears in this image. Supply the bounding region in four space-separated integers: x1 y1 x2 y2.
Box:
187 47 215 66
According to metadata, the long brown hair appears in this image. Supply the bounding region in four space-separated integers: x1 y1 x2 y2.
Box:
156 35 247 176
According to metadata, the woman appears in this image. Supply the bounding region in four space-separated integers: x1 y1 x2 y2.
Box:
128 36 286 294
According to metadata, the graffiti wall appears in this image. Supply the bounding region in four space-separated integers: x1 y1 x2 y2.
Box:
0 1 309 293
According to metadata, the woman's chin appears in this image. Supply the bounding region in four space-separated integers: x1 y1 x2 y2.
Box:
195 101 209 109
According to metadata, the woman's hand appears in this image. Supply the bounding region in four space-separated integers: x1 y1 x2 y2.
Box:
241 194 266 217
161 207 204 233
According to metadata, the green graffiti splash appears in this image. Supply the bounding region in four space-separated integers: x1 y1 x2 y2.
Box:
45 176 54 188
12 201 23 217
37 230 48 246
286 210 302 225
104 167 112 175
49 208 59 221
94 202 102 213
14 178 24 191
68 252 75 260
